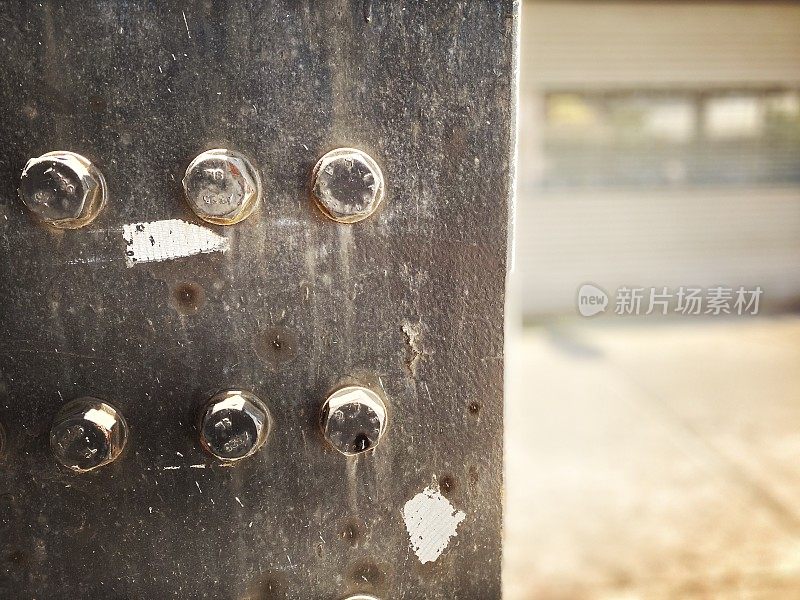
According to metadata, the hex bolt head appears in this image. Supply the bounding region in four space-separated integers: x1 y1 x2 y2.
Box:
343 596 381 600
321 386 387 456
199 390 272 462
50 398 128 473
311 148 384 223
182 148 261 225
19 151 107 228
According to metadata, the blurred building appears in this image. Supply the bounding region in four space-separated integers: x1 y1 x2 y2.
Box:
516 1 800 318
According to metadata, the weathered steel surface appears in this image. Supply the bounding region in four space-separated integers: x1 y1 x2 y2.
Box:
0 1 517 598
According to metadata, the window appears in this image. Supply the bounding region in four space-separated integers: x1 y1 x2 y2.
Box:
538 88 800 190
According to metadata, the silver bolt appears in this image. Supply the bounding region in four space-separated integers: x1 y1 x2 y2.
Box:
311 148 384 223
19 151 107 228
199 390 272 462
183 148 261 225
343 595 381 600
50 398 128 473
321 386 387 456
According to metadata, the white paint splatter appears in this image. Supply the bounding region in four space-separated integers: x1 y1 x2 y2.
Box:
65 255 117 266
403 485 466 564
122 219 229 267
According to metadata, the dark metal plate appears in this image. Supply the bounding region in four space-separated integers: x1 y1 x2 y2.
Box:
0 1 517 598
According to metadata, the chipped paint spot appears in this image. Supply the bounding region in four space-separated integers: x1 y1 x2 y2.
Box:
402 319 423 376
403 485 466 564
122 219 229 267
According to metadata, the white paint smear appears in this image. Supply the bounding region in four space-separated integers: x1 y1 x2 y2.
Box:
123 219 229 267
403 485 466 564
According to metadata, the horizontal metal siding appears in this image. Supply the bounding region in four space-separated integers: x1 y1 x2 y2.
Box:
516 188 800 314
517 1 800 316
521 2 800 88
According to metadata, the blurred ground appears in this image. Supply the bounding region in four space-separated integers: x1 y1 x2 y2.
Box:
505 316 800 599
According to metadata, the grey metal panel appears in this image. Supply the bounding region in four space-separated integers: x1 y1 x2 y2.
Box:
0 1 516 598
